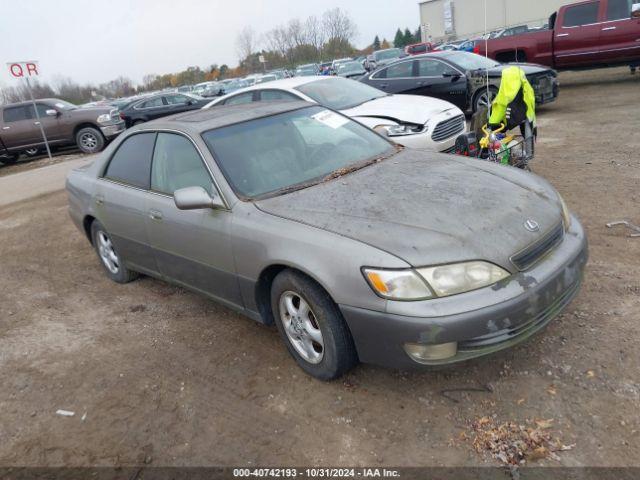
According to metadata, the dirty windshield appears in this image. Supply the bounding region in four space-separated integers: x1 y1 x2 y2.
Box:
202 106 394 199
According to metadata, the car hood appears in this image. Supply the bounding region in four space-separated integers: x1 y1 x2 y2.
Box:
255 149 562 270
341 94 460 125
72 106 116 115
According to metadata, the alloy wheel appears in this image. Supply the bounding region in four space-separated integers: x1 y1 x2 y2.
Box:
80 132 98 150
97 231 120 274
476 89 496 110
279 291 324 364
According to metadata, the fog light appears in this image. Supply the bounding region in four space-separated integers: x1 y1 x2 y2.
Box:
404 342 458 362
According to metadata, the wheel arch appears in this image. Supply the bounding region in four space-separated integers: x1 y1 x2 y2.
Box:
82 214 96 244
254 263 338 326
73 122 102 138
471 84 499 112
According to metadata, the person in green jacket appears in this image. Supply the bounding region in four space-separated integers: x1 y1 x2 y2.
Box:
488 65 536 159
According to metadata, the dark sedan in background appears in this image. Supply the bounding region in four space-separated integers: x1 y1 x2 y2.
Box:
360 51 558 112
118 92 209 127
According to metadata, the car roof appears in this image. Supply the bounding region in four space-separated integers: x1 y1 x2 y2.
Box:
142 100 313 132
203 76 348 107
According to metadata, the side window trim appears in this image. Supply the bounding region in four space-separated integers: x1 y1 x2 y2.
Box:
100 131 158 188
149 129 230 209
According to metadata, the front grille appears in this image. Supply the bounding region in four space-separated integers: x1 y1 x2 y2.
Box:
511 222 564 271
432 114 465 142
459 278 580 350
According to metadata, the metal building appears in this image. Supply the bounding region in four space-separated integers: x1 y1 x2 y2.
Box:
419 0 575 41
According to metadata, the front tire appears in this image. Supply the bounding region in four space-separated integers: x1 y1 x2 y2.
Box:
76 127 105 154
24 147 40 157
271 270 358 380
90 220 138 284
473 86 498 113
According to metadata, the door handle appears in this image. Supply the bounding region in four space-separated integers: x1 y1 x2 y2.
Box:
601 26 616 31
94 195 104 206
34 121 41 126
379 84 388 89
556 33 569 37
1 126 9 130
149 209 163 220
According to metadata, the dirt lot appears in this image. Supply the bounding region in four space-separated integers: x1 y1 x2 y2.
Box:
0 67 639 468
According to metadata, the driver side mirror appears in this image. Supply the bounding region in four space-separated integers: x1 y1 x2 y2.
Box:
174 186 225 210
632 3 640 18
45 109 58 117
443 70 461 80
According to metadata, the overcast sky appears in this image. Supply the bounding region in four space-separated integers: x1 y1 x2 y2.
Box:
0 0 420 87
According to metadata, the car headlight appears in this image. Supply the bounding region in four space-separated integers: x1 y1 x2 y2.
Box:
363 268 434 300
558 194 572 232
374 122 428 137
363 260 510 300
417 261 510 297
97 113 111 124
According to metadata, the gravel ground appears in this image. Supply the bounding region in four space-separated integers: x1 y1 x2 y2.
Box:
0 67 638 468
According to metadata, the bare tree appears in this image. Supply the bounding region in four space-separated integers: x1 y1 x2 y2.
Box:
236 26 256 62
305 15 326 60
322 7 357 45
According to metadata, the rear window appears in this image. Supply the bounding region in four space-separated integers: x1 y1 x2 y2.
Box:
562 2 600 26
104 132 156 189
409 44 428 54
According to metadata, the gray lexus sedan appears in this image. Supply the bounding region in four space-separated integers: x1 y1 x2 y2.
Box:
66 101 587 380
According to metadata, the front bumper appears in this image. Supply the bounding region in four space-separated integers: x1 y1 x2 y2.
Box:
533 77 559 105
100 121 126 138
339 215 588 369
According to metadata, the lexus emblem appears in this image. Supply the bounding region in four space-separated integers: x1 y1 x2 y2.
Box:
524 219 540 232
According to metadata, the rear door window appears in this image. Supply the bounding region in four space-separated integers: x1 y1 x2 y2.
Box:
164 94 190 105
385 61 414 78
562 2 600 26
139 97 165 109
104 132 156 189
3 106 32 123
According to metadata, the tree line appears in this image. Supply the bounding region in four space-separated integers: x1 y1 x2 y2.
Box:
0 6 421 106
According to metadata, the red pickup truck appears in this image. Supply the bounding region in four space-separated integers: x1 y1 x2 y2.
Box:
476 0 640 69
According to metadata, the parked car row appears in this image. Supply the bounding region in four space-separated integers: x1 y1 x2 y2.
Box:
359 51 558 112
203 75 467 152
1 50 559 164
0 98 124 163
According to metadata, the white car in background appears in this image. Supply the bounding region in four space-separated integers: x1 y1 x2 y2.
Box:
202 76 466 152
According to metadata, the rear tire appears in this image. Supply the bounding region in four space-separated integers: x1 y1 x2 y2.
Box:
271 269 358 380
90 220 138 284
76 127 105 154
